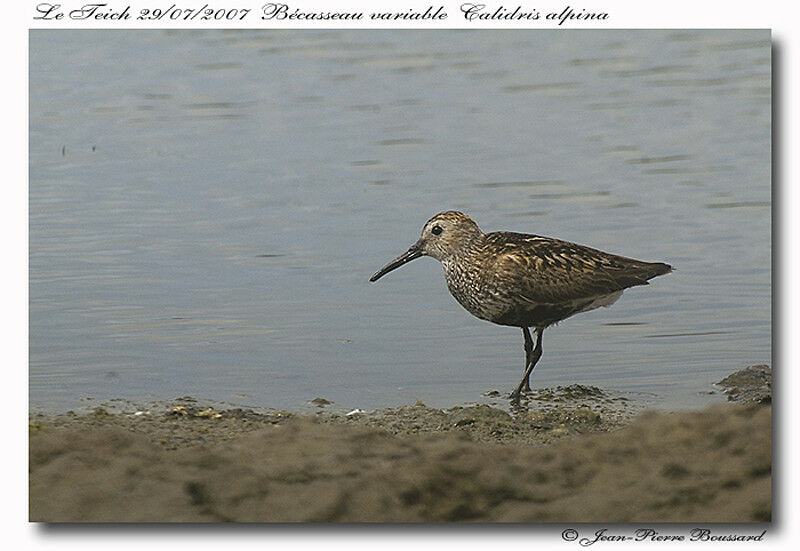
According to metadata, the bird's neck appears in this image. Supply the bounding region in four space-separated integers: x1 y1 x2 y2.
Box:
443 231 485 264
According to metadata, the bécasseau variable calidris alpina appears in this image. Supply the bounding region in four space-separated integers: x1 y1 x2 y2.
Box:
369 211 672 399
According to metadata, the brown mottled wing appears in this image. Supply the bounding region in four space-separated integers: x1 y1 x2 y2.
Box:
486 232 672 304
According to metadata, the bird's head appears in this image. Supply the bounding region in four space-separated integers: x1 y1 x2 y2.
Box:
369 211 482 282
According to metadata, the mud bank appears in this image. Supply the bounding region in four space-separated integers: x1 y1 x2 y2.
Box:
29 366 771 522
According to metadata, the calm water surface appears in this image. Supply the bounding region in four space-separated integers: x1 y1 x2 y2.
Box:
29 30 771 412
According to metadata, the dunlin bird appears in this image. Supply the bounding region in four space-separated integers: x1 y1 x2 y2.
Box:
369 211 672 399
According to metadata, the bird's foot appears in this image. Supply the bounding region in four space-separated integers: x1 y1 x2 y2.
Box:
509 386 529 401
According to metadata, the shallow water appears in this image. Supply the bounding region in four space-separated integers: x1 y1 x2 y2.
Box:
29 30 771 412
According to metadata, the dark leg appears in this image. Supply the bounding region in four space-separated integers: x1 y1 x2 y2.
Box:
511 327 543 399
521 327 534 392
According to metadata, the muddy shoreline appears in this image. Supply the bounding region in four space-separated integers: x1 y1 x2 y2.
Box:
29 365 771 522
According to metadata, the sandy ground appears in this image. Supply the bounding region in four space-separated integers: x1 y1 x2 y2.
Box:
29 365 771 522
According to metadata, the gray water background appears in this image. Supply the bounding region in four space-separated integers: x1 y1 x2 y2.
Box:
29 30 771 413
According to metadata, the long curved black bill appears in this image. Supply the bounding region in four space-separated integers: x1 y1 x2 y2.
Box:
369 244 423 282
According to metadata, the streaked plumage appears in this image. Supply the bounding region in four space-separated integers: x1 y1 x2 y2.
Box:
370 211 672 399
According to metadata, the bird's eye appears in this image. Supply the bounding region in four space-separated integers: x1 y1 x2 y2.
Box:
431 225 443 235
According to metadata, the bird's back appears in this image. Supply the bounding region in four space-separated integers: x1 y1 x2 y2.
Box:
485 231 671 301
444 231 671 327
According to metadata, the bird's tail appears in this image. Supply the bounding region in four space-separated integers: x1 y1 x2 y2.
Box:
645 262 673 280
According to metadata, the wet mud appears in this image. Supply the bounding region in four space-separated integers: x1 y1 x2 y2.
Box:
29 366 771 522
